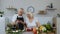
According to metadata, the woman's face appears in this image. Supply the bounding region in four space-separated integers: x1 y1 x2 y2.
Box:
27 14 33 18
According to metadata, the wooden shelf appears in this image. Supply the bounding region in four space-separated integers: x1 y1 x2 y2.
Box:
6 8 17 11
38 10 47 15
46 8 57 10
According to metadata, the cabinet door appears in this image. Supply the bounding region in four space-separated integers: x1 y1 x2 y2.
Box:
0 17 5 34
57 18 60 34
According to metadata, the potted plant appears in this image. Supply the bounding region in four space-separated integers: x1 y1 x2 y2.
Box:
0 10 4 17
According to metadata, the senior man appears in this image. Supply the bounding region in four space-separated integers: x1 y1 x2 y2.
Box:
12 8 26 30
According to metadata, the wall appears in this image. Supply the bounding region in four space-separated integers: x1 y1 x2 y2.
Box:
0 0 51 10
0 0 60 15
0 0 60 23
0 0 60 16
0 0 60 11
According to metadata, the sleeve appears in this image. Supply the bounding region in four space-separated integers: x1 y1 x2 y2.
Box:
23 14 26 22
12 15 17 22
24 17 28 24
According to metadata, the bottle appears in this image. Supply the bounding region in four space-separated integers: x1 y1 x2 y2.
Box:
51 3 53 8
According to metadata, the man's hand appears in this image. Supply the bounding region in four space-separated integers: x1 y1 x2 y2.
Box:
11 22 16 25
20 20 23 23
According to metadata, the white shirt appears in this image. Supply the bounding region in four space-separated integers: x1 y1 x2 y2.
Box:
26 17 38 28
12 14 25 22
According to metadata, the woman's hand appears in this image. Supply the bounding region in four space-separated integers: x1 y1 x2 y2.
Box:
36 21 40 27
26 28 33 31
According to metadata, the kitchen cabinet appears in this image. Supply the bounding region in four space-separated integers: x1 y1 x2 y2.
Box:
57 17 60 34
0 17 5 34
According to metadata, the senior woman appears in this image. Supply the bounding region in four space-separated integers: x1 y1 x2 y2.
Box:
25 12 40 34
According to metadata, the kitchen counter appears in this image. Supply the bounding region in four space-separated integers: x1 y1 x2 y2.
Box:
57 17 60 34
0 17 5 34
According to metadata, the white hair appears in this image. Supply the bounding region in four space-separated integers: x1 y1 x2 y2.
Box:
18 8 24 12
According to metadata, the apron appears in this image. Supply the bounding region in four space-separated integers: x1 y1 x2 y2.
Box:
16 16 24 30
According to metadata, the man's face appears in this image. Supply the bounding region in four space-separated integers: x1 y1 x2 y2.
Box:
18 9 24 15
